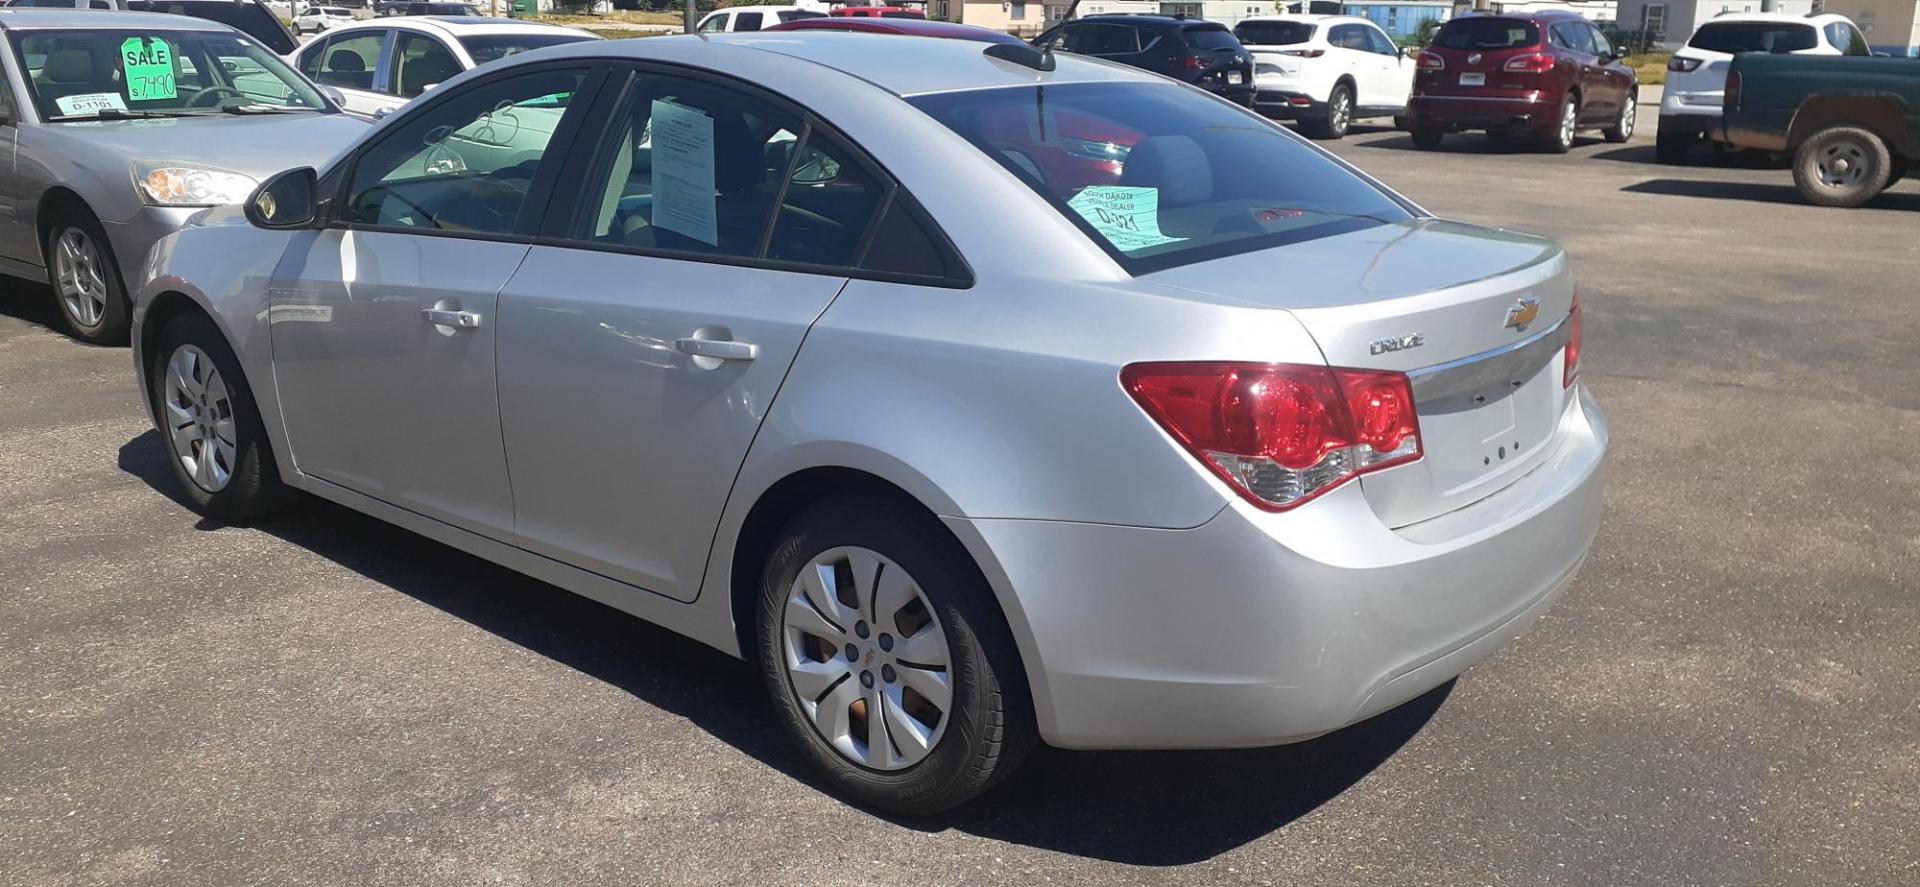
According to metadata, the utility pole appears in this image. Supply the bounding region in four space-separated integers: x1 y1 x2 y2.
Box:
684 0 696 32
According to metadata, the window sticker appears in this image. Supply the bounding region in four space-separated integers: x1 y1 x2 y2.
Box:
54 92 128 116
1067 185 1185 253
121 36 178 102
648 99 719 247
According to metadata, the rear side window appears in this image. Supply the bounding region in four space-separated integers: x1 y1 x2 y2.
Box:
1233 21 1314 46
1824 22 1870 55
1084 24 1141 54
1328 24 1370 51
909 81 1413 275
734 11 764 31
858 197 962 282
1687 22 1818 53
311 31 382 91
1435 18 1539 50
1182 25 1240 51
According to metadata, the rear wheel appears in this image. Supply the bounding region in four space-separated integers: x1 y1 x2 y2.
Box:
1410 127 1444 149
150 312 287 522
1541 94 1578 154
755 496 1036 815
1656 130 1695 163
46 208 130 345
1306 83 1353 140
1793 125 1892 208
1603 91 1637 143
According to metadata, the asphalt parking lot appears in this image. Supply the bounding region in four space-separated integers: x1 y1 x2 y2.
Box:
4 108 1918 886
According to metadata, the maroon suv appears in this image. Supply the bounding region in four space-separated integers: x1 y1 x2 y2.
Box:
1407 12 1638 153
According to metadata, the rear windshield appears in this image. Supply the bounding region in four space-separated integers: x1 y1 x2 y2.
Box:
1183 25 1241 50
1234 21 1315 46
459 32 595 64
909 82 1412 274
126 0 297 54
1435 18 1539 50
1687 22 1818 53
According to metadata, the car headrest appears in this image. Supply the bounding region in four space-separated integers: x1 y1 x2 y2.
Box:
1119 135 1212 207
327 50 366 73
709 110 762 195
43 50 94 83
402 54 460 95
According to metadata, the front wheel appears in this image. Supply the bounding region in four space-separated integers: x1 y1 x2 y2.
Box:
755 496 1036 815
1793 125 1893 208
150 312 287 522
1305 83 1352 140
46 209 130 345
1603 91 1637 143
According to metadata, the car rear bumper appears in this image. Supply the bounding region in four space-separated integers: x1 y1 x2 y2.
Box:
1409 92 1556 131
955 386 1608 750
1658 111 1718 137
1252 88 1324 118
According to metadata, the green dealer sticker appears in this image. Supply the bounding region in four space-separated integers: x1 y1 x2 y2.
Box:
120 37 176 102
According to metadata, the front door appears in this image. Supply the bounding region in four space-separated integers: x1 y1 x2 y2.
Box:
0 62 29 267
496 67 888 601
301 29 392 118
270 64 594 536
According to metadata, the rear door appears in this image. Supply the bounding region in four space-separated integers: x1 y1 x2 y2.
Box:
383 29 462 116
495 66 889 601
1327 24 1379 103
1364 24 1412 108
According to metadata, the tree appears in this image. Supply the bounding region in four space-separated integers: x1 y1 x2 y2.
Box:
1414 16 1440 48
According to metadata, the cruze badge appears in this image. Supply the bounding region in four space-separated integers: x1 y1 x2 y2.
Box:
1504 297 1541 331
1370 333 1425 355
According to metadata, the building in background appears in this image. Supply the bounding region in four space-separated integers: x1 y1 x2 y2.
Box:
1481 0 1618 21
1340 0 1453 37
1613 0 1822 47
1158 1 1277 25
1804 0 1919 54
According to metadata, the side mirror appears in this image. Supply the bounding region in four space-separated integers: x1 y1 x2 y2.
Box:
246 167 320 230
319 85 346 106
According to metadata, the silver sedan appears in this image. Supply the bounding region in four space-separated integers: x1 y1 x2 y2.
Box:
0 10 365 344
133 33 1607 814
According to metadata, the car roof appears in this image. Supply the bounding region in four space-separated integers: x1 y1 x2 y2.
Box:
327 15 589 38
1235 14 1372 26
1074 13 1226 29
1448 10 1585 22
1697 12 1835 25
533 31 1169 97
714 4 806 9
0 7 230 30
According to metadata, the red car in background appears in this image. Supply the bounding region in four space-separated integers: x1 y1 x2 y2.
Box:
830 5 926 17
1407 12 1637 153
766 16 1019 43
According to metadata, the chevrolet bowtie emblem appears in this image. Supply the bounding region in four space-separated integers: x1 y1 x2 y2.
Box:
1504 297 1541 331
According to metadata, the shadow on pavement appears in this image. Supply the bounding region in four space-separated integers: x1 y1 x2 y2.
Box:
1590 144 1787 168
0 279 70 337
1622 178 1920 210
118 428 1448 866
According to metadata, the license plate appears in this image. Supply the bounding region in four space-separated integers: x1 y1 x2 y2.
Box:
1459 72 1486 86
1228 71 1244 85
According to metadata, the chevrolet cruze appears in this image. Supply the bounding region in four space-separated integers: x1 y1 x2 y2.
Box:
133 33 1607 814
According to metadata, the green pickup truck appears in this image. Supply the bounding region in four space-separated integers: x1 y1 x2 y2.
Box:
1720 52 1918 207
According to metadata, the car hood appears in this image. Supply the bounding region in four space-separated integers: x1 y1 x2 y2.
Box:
53 112 369 179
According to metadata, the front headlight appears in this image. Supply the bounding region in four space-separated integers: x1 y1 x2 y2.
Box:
132 162 259 207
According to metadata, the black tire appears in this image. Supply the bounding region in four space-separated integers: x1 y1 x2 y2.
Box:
148 311 287 523
1656 130 1695 163
44 207 130 345
755 495 1036 816
1410 127 1444 149
1793 125 1893 208
1541 94 1577 154
1392 114 1409 131
1305 82 1352 140
1603 90 1637 143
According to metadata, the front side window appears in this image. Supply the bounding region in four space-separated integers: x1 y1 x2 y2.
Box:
10 28 329 120
734 11 764 31
345 67 585 235
1233 21 1315 46
1687 22 1817 53
910 82 1412 274
310 31 383 91
390 32 461 98
698 12 728 32
1588 25 1614 57
1366 27 1398 56
574 72 883 267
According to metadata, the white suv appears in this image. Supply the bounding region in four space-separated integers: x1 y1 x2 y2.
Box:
695 5 826 32
293 5 355 35
1235 14 1414 140
1659 12 1869 162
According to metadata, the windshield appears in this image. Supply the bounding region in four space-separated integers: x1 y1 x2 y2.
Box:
1687 22 1817 53
10 28 330 121
909 82 1412 274
1435 18 1539 50
459 32 596 65
1234 21 1315 46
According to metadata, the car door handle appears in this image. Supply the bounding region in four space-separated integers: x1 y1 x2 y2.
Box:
421 308 483 329
674 338 758 361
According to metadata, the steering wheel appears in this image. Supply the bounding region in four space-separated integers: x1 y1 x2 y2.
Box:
186 86 247 109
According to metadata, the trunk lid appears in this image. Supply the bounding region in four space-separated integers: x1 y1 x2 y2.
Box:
1145 218 1577 527
1422 18 1549 96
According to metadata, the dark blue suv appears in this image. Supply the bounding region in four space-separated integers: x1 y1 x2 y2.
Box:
1035 15 1255 105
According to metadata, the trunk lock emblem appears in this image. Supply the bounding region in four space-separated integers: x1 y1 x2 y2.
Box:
1504 297 1541 331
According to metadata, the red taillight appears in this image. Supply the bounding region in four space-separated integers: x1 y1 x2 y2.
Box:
1725 70 1741 110
1563 296 1582 388
1503 52 1554 73
1122 362 1423 511
1278 48 1325 58
1417 50 1445 71
1182 55 1206 69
